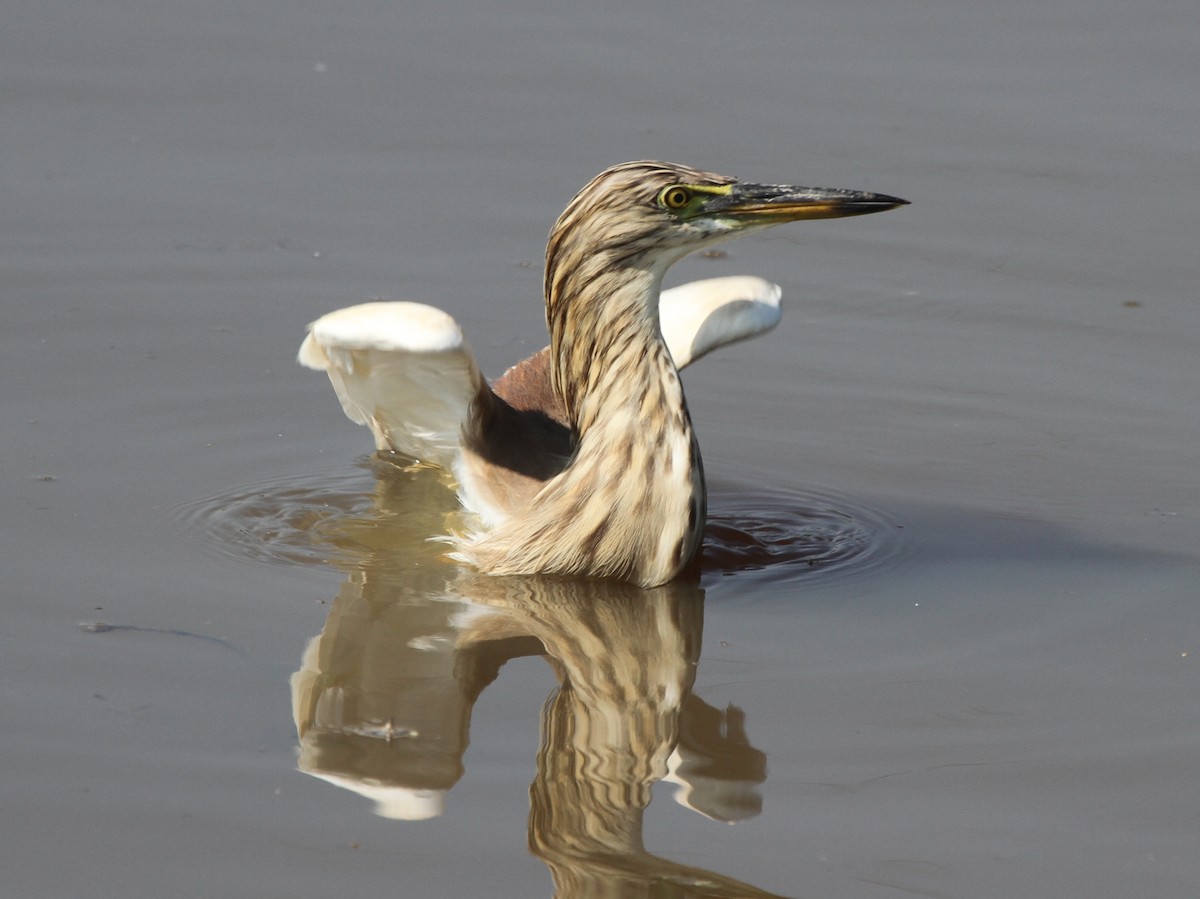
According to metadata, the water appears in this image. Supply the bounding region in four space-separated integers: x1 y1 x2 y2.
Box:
4 1 1199 896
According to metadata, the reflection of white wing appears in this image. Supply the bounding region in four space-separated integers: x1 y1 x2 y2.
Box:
297 302 484 466
298 277 782 466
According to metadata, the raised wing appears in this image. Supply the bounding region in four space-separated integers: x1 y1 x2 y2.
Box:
659 276 781 369
298 277 782 468
298 302 484 467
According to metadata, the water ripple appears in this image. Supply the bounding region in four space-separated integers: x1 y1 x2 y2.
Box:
701 481 902 586
179 457 902 586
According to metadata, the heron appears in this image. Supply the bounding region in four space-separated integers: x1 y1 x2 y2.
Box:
300 160 907 587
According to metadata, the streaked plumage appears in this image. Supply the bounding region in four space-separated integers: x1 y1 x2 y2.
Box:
300 161 906 586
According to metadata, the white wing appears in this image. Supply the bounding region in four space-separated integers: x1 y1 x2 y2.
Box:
659 276 782 369
298 277 782 465
297 302 484 467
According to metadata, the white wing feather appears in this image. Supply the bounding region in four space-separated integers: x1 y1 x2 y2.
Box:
298 302 484 466
659 276 781 368
298 277 781 464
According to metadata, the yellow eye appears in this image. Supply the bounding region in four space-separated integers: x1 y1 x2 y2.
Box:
660 186 692 210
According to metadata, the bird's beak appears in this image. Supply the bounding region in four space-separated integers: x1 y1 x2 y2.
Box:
711 183 909 223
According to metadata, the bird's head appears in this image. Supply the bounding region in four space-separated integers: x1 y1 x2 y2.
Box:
546 160 908 275
543 161 908 423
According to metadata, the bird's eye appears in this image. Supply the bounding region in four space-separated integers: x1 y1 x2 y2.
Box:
659 186 692 210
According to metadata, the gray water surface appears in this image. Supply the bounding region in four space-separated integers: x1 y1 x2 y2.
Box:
4 2 1199 897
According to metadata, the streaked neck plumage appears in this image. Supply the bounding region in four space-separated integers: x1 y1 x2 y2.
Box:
539 226 706 584
456 220 705 587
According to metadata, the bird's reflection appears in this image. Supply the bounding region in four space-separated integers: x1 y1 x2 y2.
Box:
290 458 784 897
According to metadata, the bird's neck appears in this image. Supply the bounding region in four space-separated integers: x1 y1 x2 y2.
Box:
547 259 664 430
540 251 706 584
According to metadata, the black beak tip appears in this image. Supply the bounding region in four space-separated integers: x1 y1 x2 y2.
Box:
873 193 910 209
